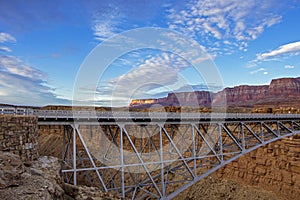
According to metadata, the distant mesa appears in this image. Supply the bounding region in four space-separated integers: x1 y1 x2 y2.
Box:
130 77 300 110
130 91 213 108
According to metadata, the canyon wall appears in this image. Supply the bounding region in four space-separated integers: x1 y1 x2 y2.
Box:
130 91 213 107
212 85 269 106
215 135 300 199
38 124 64 158
130 77 300 110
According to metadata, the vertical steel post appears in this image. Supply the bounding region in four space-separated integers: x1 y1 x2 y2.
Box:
241 122 245 151
191 124 197 175
73 124 77 186
159 124 165 197
260 122 264 142
120 125 125 198
218 123 224 162
62 125 66 173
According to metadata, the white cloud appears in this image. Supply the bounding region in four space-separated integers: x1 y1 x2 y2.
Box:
0 55 46 80
109 53 186 92
93 20 117 41
256 41 300 61
284 65 295 69
167 0 283 54
0 33 15 53
0 71 67 105
0 55 68 105
0 31 68 105
250 67 266 74
0 32 16 43
95 53 193 106
0 46 12 52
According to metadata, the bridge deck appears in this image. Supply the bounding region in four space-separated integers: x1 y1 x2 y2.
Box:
34 110 300 123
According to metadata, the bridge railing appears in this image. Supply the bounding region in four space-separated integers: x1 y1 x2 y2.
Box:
33 110 300 120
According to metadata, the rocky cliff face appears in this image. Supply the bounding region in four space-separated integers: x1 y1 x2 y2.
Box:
162 91 213 106
213 85 269 107
268 77 300 96
130 99 157 107
256 77 300 107
130 91 213 107
130 77 300 110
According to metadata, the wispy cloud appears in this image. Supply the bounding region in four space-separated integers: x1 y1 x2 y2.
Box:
87 1 171 41
0 70 68 105
93 20 118 41
0 50 68 105
85 1 126 41
0 32 16 43
95 53 190 106
250 67 267 75
284 64 295 69
0 46 12 52
167 0 283 54
0 32 15 53
256 41 300 61
0 55 46 80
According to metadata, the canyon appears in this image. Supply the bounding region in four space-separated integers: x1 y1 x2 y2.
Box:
1 77 300 199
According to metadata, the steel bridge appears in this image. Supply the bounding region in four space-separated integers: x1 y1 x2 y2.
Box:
36 110 300 199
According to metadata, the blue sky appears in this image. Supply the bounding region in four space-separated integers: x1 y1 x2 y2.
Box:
0 0 300 106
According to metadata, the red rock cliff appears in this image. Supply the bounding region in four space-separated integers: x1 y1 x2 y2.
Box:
212 85 269 107
163 91 212 106
268 77 300 96
130 91 212 107
129 77 300 109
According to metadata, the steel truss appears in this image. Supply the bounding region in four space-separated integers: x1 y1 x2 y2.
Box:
61 119 300 199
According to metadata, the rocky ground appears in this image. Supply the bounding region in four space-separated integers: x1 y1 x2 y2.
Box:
0 152 119 200
0 152 64 199
0 151 288 200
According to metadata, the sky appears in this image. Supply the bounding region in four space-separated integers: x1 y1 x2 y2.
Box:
0 0 300 106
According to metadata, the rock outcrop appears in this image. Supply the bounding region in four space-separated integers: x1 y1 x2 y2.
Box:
0 152 120 200
0 152 64 200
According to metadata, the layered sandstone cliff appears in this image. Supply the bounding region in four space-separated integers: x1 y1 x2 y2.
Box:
255 77 300 107
130 91 213 107
130 77 300 110
130 99 157 107
212 85 269 107
160 91 213 106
